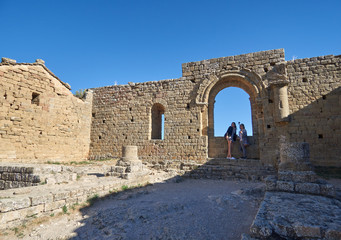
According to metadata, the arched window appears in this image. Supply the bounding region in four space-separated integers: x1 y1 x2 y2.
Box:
151 103 165 140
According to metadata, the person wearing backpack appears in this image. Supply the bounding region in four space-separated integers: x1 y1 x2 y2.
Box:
238 123 249 159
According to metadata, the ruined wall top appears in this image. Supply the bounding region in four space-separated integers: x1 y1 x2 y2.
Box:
0 57 71 90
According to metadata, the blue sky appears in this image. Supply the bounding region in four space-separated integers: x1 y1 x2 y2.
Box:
1 0 340 136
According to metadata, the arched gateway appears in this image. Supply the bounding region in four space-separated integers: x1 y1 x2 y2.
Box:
196 69 266 159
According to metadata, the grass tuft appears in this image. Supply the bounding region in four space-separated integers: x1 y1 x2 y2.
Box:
62 205 68 214
87 194 99 206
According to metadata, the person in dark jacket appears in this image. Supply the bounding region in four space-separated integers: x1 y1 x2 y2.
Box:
224 122 237 159
238 123 248 159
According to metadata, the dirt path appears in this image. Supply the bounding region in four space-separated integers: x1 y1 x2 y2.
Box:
5 179 265 240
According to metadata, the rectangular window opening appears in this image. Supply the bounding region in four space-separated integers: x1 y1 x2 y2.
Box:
31 92 40 105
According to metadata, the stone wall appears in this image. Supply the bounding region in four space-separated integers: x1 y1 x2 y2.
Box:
286 55 341 166
0 58 92 163
0 166 40 190
2 49 340 168
90 49 341 168
89 79 208 165
90 49 285 165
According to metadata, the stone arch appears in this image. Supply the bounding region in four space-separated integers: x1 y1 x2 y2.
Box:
197 70 266 159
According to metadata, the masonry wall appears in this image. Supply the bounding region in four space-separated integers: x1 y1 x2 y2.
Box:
90 49 341 168
89 79 208 168
89 49 286 167
0 60 92 163
286 55 341 166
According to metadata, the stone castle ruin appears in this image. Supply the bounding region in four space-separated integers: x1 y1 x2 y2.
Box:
1 49 341 239
1 49 340 168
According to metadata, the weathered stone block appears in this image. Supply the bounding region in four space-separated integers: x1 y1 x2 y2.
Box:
294 183 320 195
278 171 293 181
264 176 277 191
44 200 66 212
53 190 71 201
325 228 341 240
30 193 53 206
0 210 21 225
320 184 335 197
250 218 273 238
293 224 321 238
20 204 44 219
1 57 16 63
276 181 294 192
0 197 31 212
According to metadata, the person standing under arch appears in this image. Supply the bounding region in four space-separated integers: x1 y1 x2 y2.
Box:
224 122 237 159
239 123 248 159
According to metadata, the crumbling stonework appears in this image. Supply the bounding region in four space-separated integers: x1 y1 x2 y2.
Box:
89 49 341 168
0 58 92 163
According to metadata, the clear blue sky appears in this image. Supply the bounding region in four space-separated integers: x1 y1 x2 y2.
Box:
1 0 340 136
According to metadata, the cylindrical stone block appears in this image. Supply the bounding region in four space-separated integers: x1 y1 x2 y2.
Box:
122 145 139 161
273 85 290 122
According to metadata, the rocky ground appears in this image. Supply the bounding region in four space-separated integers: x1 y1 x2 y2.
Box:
2 179 265 240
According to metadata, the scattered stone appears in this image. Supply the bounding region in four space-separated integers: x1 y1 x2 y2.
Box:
250 192 341 239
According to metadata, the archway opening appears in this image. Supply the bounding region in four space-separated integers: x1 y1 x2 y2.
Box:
214 87 253 137
204 74 261 159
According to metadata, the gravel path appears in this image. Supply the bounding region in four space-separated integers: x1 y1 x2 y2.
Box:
8 179 265 240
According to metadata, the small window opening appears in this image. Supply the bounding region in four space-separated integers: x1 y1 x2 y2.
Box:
92 113 96 118
322 95 326 100
264 67 268 72
267 125 271 129
186 103 190 110
131 117 134 122
190 119 192 123
188 136 191 139
129 107 132 111
268 99 273 104
4 92 7 100
31 93 40 105
103 120 106 123
318 134 323 139
99 136 102 139
302 77 308 83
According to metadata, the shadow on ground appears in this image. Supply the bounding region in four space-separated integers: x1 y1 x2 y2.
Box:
69 164 267 240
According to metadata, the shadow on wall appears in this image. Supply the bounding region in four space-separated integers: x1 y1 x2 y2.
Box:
286 86 341 167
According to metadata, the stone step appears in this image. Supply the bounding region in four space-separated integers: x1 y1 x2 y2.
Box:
182 158 276 181
206 158 263 167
